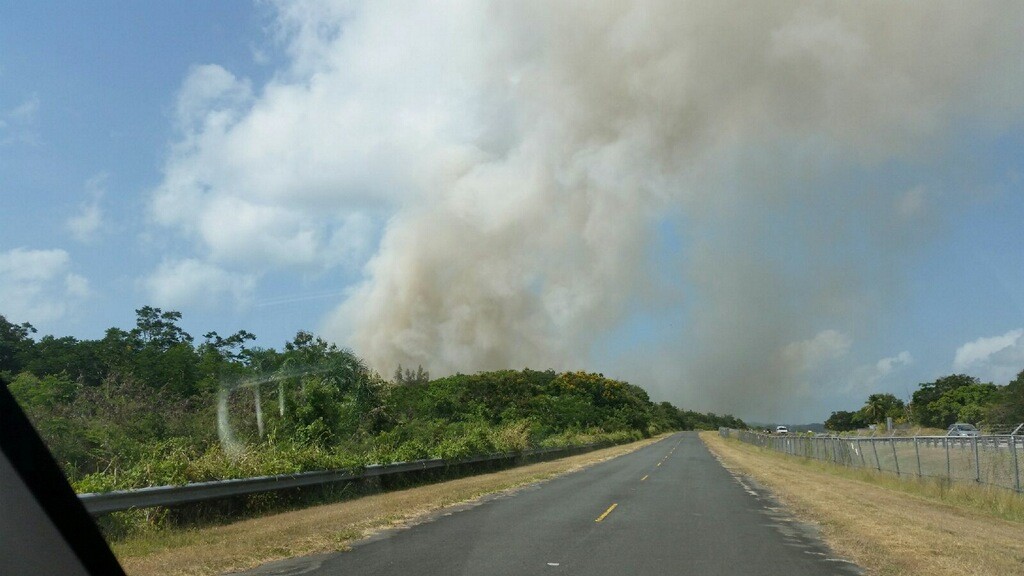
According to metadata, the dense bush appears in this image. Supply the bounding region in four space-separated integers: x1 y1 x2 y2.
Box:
1 310 746 492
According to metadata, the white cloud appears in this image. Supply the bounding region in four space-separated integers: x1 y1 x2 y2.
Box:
196 196 319 268
875 350 913 377
0 94 41 146
324 212 374 269
64 273 90 299
66 173 107 243
0 247 90 323
9 97 39 121
953 329 1024 383
174 64 253 133
148 61 384 273
782 329 852 372
845 350 913 392
142 258 256 310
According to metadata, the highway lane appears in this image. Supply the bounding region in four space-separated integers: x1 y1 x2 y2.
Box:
241 431 861 576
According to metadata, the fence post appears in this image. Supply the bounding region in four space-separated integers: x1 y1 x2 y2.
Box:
872 439 881 472
891 438 900 476
973 436 981 484
914 437 922 477
945 437 951 480
1013 437 1021 493
858 440 866 468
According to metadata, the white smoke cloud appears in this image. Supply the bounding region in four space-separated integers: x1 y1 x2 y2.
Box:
782 330 852 373
149 1 1024 419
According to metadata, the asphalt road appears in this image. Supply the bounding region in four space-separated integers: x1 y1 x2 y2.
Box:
242 432 861 576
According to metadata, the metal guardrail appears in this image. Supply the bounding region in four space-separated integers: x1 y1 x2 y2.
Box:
719 428 1023 493
78 443 606 516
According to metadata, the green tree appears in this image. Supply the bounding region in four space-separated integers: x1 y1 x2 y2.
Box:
859 393 905 425
986 369 1024 426
911 374 978 427
7 371 78 409
130 306 193 351
927 383 999 427
202 330 256 362
824 410 860 431
0 315 36 375
24 335 105 387
134 342 200 396
279 331 384 440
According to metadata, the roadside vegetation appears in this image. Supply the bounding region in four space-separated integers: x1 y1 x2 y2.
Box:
824 372 1023 434
703 431 1024 576
112 438 664 576
0 308 743 496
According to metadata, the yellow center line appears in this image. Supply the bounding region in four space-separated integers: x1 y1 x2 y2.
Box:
640 474 649 482
595 503 618 522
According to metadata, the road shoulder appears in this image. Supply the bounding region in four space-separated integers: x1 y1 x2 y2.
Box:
701 431 1024 576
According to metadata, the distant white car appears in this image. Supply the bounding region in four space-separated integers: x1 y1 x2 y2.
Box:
947 423 979 437
774 425 789 434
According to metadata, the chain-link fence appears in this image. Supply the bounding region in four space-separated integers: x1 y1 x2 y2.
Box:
719 428 1023 493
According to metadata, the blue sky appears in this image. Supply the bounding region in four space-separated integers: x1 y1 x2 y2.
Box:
2 2 1023 422
0 2 330 341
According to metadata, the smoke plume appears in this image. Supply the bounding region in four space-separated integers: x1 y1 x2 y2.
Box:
153 1 1024 420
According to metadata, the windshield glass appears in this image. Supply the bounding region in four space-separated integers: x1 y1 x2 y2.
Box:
2 3 1023 576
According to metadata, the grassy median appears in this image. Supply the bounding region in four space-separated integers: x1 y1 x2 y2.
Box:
110 434 668 576
701 431 1024 576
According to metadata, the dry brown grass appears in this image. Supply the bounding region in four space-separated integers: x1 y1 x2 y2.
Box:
113 436 667 576
701 432 1024 576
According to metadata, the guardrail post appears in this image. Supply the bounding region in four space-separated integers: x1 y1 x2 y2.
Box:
973 436 981 484
891 438 900 476
914 437 922 477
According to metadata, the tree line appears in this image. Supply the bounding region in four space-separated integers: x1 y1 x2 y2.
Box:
1 308 745 492
825 372 1023 432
